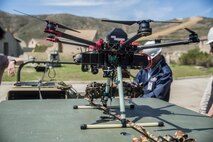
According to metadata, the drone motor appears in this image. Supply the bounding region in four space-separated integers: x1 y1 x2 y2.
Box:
138 21 152 36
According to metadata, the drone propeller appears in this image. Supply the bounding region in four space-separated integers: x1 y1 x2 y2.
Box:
182 28 199 42
103 19 181 39
151 20 182 24
102 19 181 25
14 9 80 33
102 19 137 25
45 20 80 33
184 28 196 34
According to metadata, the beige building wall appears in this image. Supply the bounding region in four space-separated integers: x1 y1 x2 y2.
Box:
28 38 53 48
52 30 97 58
28 39 38 48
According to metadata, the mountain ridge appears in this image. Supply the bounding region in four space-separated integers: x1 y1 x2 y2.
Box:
0 11 212 49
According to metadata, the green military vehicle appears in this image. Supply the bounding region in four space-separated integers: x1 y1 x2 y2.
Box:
0 60 213 142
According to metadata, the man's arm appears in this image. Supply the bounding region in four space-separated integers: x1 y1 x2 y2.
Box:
8 57 24 65
199 77 213 115
207 104 213 117
7 57 24 77
0 54 9 84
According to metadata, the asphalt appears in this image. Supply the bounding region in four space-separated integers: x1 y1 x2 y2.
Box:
170 77 210 112
0 77 210 113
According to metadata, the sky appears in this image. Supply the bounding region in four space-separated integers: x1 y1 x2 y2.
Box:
0 0 213 21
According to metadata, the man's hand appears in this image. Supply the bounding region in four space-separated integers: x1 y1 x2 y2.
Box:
207 104 213 117
7 60 16 77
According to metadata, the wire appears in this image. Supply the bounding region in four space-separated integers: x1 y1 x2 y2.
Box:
107 75 115 118
48 67 56 79
68 87 80 99
71 87 80 98
37 64 49 99
123 69 135 79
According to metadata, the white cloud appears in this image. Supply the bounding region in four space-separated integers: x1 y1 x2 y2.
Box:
201 7 213 16
45 0 106 6
41 0 143 20
43 0 133 6
39 0 175 20
133 7 173 20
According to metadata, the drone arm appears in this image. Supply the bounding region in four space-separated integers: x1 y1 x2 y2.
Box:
121 33 143 48
137 37 199 52
45 29 96 46
137 30 200 50
58 40 89 48
46 37 89 48
60 32 96 46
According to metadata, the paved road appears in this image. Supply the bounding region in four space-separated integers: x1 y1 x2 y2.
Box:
0 77 210 113
170 77 209 112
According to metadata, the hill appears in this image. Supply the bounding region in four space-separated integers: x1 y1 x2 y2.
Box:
0 11 136 44
0 11 213 51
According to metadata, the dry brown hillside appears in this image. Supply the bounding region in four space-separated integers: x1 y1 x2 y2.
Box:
0 11 212 53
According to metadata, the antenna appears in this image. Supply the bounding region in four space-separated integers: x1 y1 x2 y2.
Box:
14 9 80 33
14 9 45 22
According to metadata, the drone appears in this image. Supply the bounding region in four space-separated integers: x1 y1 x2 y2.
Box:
43 18 199 69
15 10 200 128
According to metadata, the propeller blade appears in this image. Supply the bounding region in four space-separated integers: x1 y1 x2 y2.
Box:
102 19 181 25
14 9 45 22
45 20 80 33
184 28 196 34
102 19 137 25
184 28 199 42
153 20 182 23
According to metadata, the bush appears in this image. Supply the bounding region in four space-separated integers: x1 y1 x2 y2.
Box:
34 45 48 52
179 48 213 67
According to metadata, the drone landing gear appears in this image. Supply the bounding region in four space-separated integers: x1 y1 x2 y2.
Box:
74 101 163 130
73 104 134 109
74 66 163 135
81 122 163 129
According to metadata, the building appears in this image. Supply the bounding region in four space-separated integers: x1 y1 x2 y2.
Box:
20 38 53 61
28 38 53 48
0 29 23 57
52 30 97 58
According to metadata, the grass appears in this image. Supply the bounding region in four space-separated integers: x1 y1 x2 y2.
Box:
2 64 104 82
2 64 213 82
170 64 213 79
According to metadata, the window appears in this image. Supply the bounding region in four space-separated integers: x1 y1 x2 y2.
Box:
3 42 8 55
58 42 63 52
